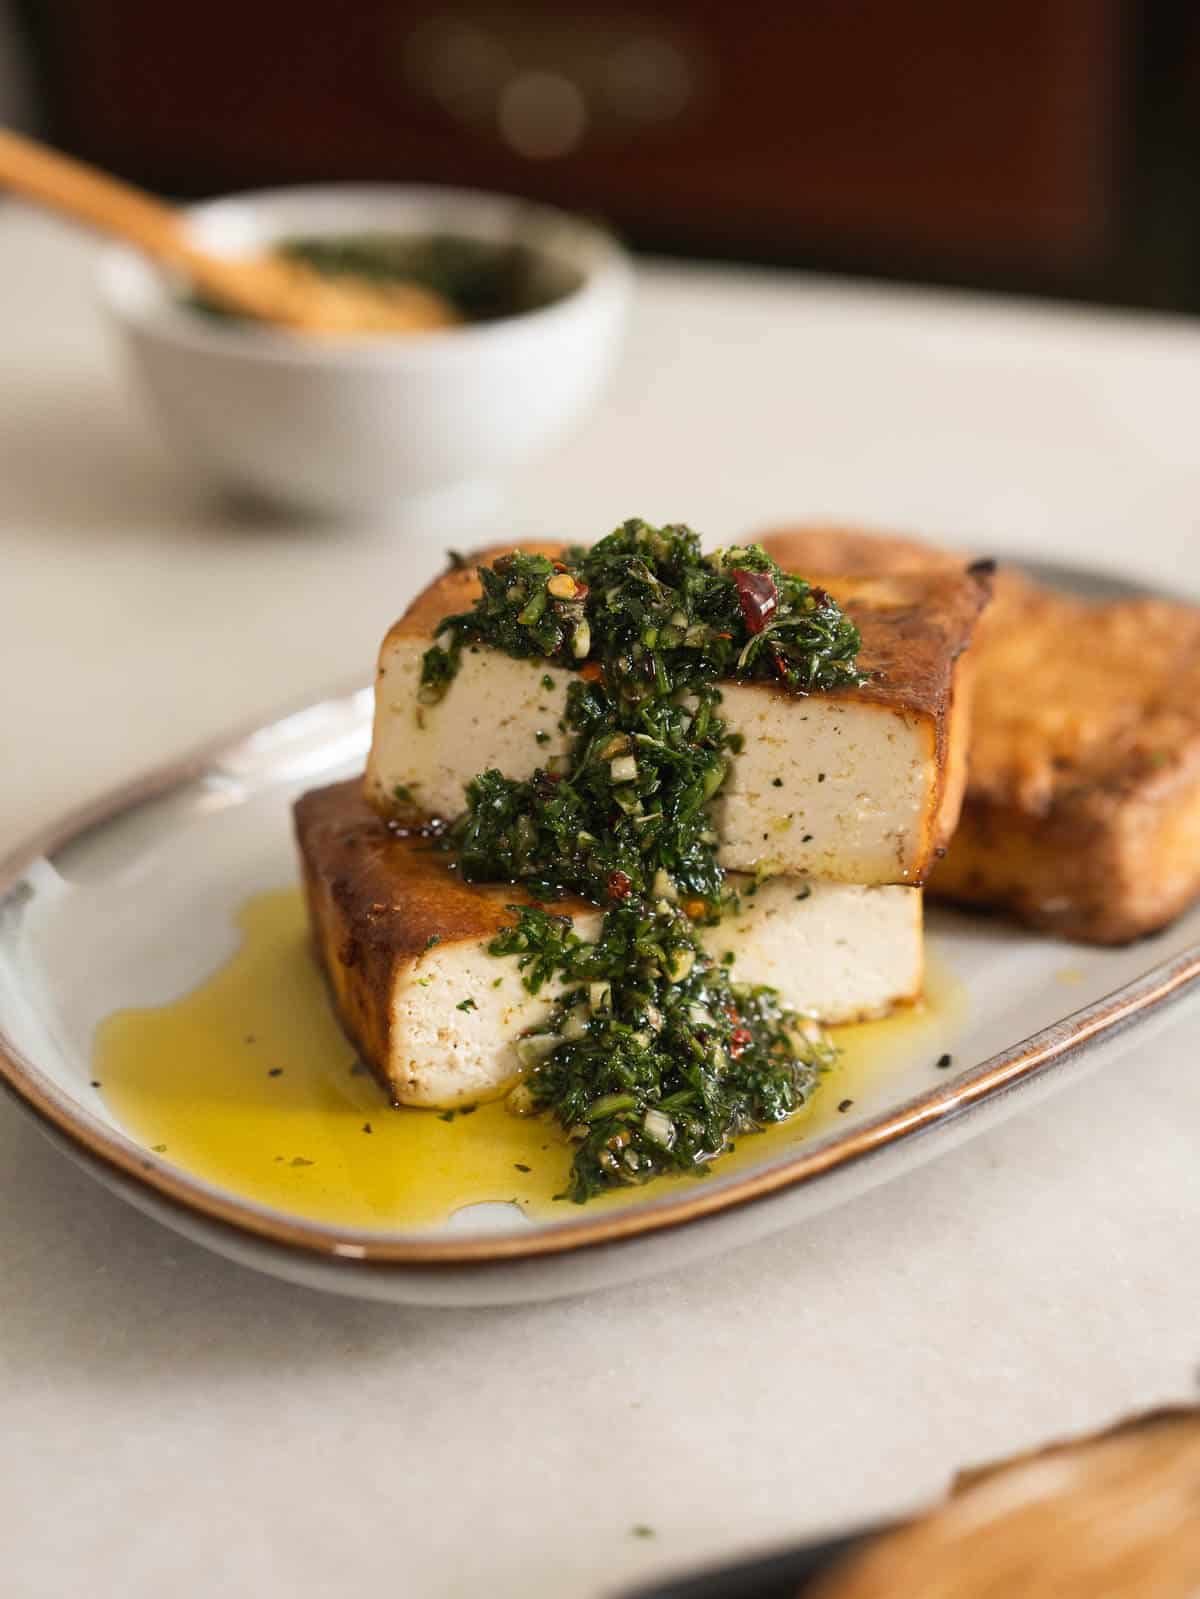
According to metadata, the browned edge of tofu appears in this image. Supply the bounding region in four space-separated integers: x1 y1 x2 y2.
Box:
930 766 1200 944
294 778 590 1097
378 535 993 875
758 530 991 858
752 523 1200 944
752 522 969 577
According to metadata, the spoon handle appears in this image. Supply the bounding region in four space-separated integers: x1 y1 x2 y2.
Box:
0 126 315 325
0 127 193 266
0 126 458 334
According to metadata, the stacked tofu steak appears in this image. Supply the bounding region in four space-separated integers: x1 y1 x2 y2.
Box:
296 540 991 1109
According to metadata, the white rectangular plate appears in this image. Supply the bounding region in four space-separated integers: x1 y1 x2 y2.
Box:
1 563 1198 1305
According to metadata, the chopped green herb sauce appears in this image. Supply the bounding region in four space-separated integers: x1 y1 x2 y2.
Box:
491 904 834 1202
418 520 862 1202
421 521 863 706
193 232 571 325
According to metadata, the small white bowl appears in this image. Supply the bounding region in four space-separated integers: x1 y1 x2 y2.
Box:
98 185 632 523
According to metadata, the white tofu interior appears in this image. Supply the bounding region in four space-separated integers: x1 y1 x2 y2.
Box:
387 881 920 1107
368 641 933 885
368 647 573 817
388 935 589 1109
706 878 922 1024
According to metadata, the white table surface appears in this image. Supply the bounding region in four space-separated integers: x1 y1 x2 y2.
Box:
2 204 1199 1599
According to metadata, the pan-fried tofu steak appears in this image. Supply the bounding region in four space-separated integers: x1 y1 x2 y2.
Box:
931 572 1200 943
756 523 1200 944
365 542 989 886
297 780 923 1108
759 523 967 577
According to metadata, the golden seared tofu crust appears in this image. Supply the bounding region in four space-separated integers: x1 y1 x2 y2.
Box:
755 522 967 576
369 541 990 885
932 573 1200 943
295 778 593 1107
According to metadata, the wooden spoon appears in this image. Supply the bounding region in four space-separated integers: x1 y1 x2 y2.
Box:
0 127 459 336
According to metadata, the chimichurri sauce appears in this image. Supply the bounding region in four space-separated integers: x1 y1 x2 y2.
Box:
417 519 866 1202
193 232 572 324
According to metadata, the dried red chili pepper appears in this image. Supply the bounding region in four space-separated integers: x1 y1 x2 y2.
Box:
729 1025 753 1058
606 869 633 901
732 568 778 633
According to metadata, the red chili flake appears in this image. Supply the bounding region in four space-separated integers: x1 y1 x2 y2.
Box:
606 869 633 901
729 1025 753 1058
732 569 778 634
723 1002 740 1023
579 660 604 683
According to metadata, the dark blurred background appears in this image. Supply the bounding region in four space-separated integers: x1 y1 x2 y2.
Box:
7 0 1200 311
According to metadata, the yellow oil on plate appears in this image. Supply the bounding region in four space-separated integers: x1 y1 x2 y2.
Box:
94 888 960 1232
